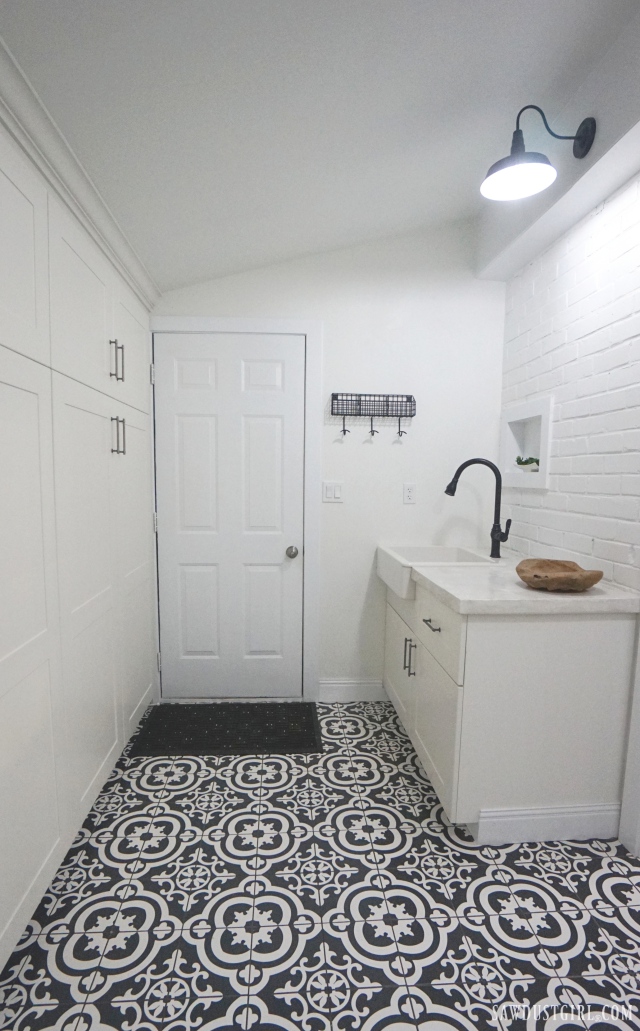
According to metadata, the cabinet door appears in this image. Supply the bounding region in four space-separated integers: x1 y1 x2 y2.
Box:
49 199 113 394
383 604 415 733
111 404 156 737
413 643 462 821
112 282 151 412
0 128 50 364
52 374 123 819
0 347 65 952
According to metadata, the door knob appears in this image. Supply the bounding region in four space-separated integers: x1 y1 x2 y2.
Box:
286 546 299 558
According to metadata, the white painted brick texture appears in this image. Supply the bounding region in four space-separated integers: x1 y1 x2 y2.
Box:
503 173 640 590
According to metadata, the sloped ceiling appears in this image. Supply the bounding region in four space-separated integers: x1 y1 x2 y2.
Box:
0 0 636 292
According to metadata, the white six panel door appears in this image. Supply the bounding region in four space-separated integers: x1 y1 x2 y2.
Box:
155 332 305 698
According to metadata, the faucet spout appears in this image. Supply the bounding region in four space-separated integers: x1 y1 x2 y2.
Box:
444 458 511 559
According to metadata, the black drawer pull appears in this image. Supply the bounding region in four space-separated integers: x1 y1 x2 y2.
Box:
423 618 441 633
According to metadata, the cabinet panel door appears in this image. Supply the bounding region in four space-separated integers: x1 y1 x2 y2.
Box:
413 643 462 821
0 347 65 957
383 604 415 733
49 199 113 394
0 129 49 364
112 282 151 412
111 405 156 736
52 374 122 816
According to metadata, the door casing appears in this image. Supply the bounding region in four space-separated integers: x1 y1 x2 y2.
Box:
150 316 322 700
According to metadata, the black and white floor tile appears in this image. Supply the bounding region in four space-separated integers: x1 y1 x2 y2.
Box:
3 701 640 1030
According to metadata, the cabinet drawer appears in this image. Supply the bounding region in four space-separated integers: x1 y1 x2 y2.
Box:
412 642 462 822
412 586 466 684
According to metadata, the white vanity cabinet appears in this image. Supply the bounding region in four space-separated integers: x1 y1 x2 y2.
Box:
383 572 639 844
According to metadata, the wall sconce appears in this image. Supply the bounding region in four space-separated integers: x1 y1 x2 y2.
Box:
481 105 596 201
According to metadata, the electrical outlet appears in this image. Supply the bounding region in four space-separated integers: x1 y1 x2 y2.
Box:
403 482 417 504
323 481 344 503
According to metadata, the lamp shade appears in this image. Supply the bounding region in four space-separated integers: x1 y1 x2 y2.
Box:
481 150 557 201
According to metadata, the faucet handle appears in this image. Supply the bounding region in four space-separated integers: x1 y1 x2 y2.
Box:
493 519 512 544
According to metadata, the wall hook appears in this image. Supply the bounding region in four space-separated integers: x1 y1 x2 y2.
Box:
370 417 379 436
341 416 350 436
397 418 407 437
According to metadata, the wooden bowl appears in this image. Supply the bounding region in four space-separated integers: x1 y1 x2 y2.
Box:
516 558 604 592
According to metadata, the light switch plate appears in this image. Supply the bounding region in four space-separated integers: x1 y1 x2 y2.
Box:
323 481 344 503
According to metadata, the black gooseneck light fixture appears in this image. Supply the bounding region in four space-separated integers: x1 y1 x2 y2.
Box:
481 105 596 201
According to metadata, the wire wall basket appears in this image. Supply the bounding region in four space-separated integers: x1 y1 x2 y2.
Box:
331 393 416 418
331 393 416 436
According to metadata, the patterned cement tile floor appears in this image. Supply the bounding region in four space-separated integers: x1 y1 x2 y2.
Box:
3 702 640 1031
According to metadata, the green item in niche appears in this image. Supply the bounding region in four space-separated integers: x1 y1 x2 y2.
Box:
516 455 539 466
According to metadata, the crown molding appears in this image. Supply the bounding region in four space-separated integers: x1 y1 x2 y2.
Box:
0 38 159 309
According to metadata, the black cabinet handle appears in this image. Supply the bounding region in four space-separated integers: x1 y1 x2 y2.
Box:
423 618 441 633
403 637 410 670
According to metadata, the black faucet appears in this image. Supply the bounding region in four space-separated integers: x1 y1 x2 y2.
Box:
444 458 512 559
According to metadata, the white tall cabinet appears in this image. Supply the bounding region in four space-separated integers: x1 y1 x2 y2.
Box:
0 122 157 970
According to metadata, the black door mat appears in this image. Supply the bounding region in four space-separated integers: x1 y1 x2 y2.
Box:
128 702 323 757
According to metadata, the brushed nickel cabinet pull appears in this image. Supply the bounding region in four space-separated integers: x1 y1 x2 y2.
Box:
407 641 417 677
110 339 125 381
111 416 126 454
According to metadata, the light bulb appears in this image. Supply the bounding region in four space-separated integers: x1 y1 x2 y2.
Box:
481 152 557 201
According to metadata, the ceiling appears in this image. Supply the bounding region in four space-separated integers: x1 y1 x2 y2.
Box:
0 0 636 293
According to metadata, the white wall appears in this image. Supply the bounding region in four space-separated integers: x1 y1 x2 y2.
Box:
155 226 505 688
502 172 640 592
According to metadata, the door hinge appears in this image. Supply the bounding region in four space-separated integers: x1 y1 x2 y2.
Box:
153 511 158 533
150 363 155 384
157 651 162 672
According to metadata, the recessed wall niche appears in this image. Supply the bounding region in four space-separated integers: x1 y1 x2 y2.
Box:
499 396 552 489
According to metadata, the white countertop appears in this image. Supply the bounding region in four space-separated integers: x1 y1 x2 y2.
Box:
410 553 640 615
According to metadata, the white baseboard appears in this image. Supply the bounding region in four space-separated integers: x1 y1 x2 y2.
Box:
318 680 388 703
468 802 621 845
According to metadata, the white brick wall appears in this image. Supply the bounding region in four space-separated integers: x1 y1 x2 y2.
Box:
503 173 640 590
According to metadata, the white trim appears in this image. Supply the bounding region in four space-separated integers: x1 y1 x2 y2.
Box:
319 680 388 703
468 803 621 846
150 316 323 702
0 38 158 308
